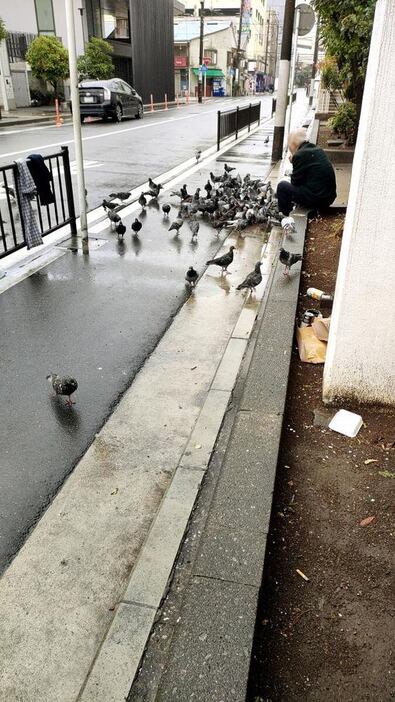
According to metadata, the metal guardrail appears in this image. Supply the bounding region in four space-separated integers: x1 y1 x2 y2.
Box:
0 146 76 259
217 102 261 151
271 91 297 115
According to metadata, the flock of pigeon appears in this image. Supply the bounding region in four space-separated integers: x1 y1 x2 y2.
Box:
50 162 302 407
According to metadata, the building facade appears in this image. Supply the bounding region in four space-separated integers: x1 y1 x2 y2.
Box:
0 0 175 109
174 19 238 97
181 0 279 93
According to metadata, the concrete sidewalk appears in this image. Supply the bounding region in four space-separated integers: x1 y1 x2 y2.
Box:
0 105 71 127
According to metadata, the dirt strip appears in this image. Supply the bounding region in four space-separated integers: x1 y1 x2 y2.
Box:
248 213 395 702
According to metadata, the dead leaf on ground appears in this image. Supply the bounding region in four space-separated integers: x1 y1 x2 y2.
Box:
111 487 118 495
360 515 375 527
378 471 395 479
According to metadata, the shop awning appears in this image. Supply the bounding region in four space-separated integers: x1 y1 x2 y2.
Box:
191 68 225 78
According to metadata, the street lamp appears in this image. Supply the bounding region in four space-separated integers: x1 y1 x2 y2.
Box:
65 0 89 254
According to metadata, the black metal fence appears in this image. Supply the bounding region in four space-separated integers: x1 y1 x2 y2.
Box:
217 102 261 150
0 146 76 259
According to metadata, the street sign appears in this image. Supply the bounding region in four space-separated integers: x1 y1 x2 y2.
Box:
296 2 315 36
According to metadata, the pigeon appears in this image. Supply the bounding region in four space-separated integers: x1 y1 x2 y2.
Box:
169 217 183 234
108 210 121 230
109 192 130 201
171 185 190 201
236 261 262 292
102 198 117 211
264 135 269 144
115 220 126 240
148 177 160 190
1 185 16 201
138 193 147 209
210 171 222 183
281 216 296 236
279 248 302 275
195 149 202 163
47 373 78 407
224 163 235 173
131 218 143 237
204 180 213 196
206 245 235 272
185 266 199 287
162 203 171 217
146 179 163 198
189 219 200 238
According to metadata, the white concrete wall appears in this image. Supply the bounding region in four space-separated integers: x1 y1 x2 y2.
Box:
53 0 85 55
0 0 38 34
0 0 85 54
323 0 395 406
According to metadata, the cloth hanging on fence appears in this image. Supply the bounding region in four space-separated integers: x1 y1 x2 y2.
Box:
27 153 55 206
15 160 43 249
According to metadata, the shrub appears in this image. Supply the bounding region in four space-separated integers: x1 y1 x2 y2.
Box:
328 102 358 145
77 37 114 81
0 17 7 42
26 35 69 97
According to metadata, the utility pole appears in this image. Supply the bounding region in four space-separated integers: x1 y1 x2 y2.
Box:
283 7 300 148
198 1 204 104
309 15 320 106
65 0 89 254
271 0 295 161
234 0 245 96
272 19 280 85
264 17 270 74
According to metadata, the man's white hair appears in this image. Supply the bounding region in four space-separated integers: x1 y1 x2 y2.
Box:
288 128 307 147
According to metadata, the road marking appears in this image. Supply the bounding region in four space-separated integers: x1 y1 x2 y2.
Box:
0 100 270 160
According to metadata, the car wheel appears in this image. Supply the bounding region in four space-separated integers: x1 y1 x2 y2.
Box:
135 102 144 120
113 104 122 123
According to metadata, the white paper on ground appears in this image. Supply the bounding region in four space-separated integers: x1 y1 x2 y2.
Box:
329 409 363 438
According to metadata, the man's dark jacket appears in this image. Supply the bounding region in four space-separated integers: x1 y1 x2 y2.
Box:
291 141 336 204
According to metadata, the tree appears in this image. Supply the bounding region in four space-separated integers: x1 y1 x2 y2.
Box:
0 17 7 42
26 35 69 98
313 0 376 118
77 38 114 81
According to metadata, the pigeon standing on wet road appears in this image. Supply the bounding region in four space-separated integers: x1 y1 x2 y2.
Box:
195 149 202 163
131 218 143 238
185 266 199 287
169 216 184 234
236 261 262 292
264 135 269 144
115 220 126 240
108 210 121 230
47 373 78 408
162 203 171 217
138 193 147 209
279 248 302 275
224 163 235 174
206 245 235 272
189 219 200 239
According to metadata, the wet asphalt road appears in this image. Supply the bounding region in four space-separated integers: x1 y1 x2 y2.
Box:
0 139 276 573
0 96 273 213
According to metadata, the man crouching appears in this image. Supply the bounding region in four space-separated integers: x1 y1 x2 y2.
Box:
276 128 337 216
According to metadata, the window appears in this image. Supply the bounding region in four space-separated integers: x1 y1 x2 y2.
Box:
35 0 55 35
101 0 130 41
203 49 217 66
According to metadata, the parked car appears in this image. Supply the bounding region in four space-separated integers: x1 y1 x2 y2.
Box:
77 79 144 123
